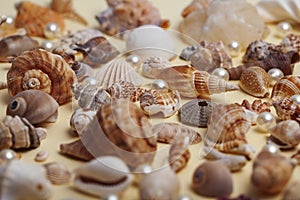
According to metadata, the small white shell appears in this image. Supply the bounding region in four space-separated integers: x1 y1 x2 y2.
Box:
34 150 49 162
70 108 96 134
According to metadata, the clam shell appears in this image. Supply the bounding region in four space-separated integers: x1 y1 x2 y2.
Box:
179 99 215 127
96 59 143 89
60 139 94 161
15 1 65 37
192 161 233 197
6 90 59 125
43 162 72 185
239 66 270 98
7 49 77 105
273 98 300 122
73 156 133 198
271 75 300 103
142 56 171 79
181 0 213 18
0 159 53 200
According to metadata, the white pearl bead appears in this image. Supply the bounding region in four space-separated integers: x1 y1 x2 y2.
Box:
263 144 279 154
126 54 141 66
268 68 284 86
44 22 60 39
0 149 19 161
104 194 119 200
276 22 292 38
256 112 276 132
178 195 192 200
226 41 241 57
151 79 169 90
41 40 54 51
289 94 300 105
211 68 229 81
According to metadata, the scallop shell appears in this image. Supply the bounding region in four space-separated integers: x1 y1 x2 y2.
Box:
271 75 300 103
70 108 96 135
80 99 157 169
192 161 233 197
181 0 213 18
205 103 255 159
239 66 270 98
153 122 202 144
0 159 53 200
140 89 181 118
142 56 171 79
73 156 133 198
273 98 300 122
179 99 215 127
0 81 7 90
251 144 296 195
157 65 239 99
7 49 77 105
96 59 143 89
95 0 169 38
43 162 72 185
139 165 180 200
71 62 94 83
15 1 65 37
240 99 271 114
0 115 47 150
59 139 94 161
282 181 300 200
6 90 59 125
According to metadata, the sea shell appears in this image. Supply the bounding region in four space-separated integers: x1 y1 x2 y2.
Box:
282 181 300 200
126 25 176 60
6 90 59 125
7 48 77 105
251 144 296 195
205 103 255 159
43 162 72 185
179 0 266 50
72 36 120 67
139 165 180 200
95 59 143 89
281 34 300 53
35 150 49 162
142 56 171 79
273 98 300 122
203 146 247 172
95 0 169 38
239 66 270 98
291 149 300 164
70 108 96 135
179 99 215 127
0 115 47 150
73 156 133 198
157 65 239 99
192 161 233 197
71 61 94 83
50 0 88 25
0 23 26 40
140 89 181 117
59 139 94 161
0 159 53 200
0 35 38 62
181 0 213 18
80 99 157 169
0 81 7 90
15 1 65 37
169 135 191 173
153 122 202 144
256 0 300 23
268 120 300 148
240 99 271 114
271 75 300 103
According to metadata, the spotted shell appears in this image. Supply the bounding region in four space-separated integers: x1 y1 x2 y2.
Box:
179 99 215 127
181 0 213 18
73 156 133 198
192 161 233 197
70 108 96 135
153 122 202 144
43 162 72 185
15 1 65 37
251 144 296 195
6 90 59 125
240 99 271 114
205 103 255 159
0 115 47 150
142 56 171 79
239 66 270 98
60 139 94 161
271 75 300 103
7 49 77 105
0 159 53 200
273 98 300 122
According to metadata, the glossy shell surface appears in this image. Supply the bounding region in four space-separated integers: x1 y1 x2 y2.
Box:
271 75 300 102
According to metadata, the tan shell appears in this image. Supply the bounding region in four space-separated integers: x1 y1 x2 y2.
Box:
273 98 300 123
59 139 94 161
70 108 96 135
251 144 296 195
271 75 300 103
181 0 213 18
43 162 72 185
7 49 77 105
0 115 47 150
239 66 270 98
6 90 59 125
71 62 94 83
15 1 65 37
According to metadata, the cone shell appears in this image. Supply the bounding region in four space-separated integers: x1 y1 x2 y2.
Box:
43 162 72 185
271 75 300 103
60 139 94 161
6 90 59 125
273 98 300 122
239 66 270 98
15 1 65 37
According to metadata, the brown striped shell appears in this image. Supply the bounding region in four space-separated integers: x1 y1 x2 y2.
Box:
271 75 300 103
181 0 213 18
59 139 94 161
240 99 271 114
43 162 72 185
7 49 77 105
15 1 65 37
273 98 300 122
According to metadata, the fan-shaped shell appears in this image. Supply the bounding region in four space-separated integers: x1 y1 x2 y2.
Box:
96 59 143 89
15 1 65 37
43 162 72 185
179 99 215 127
59 139 94 161
271 75 300 103
6 90 59 125
7 49 77 105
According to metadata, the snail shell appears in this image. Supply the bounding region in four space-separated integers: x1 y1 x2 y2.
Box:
43 162 72 185
271 75 300 103
192 161 233 197
71 61 94 83
6 90 59 125
59 139 94 161
273 97 300 122
70 108 96 135
7 49 77 105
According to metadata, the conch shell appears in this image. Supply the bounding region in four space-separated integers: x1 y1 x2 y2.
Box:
7 49 77 105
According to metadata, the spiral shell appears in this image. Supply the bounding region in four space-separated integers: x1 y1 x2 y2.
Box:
271 75 300 103
59 139 94 161
71 61 94 83
6 90 59 125
70 108 96 135
7 49 77 105
43 162 72 185
273 98 300 122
